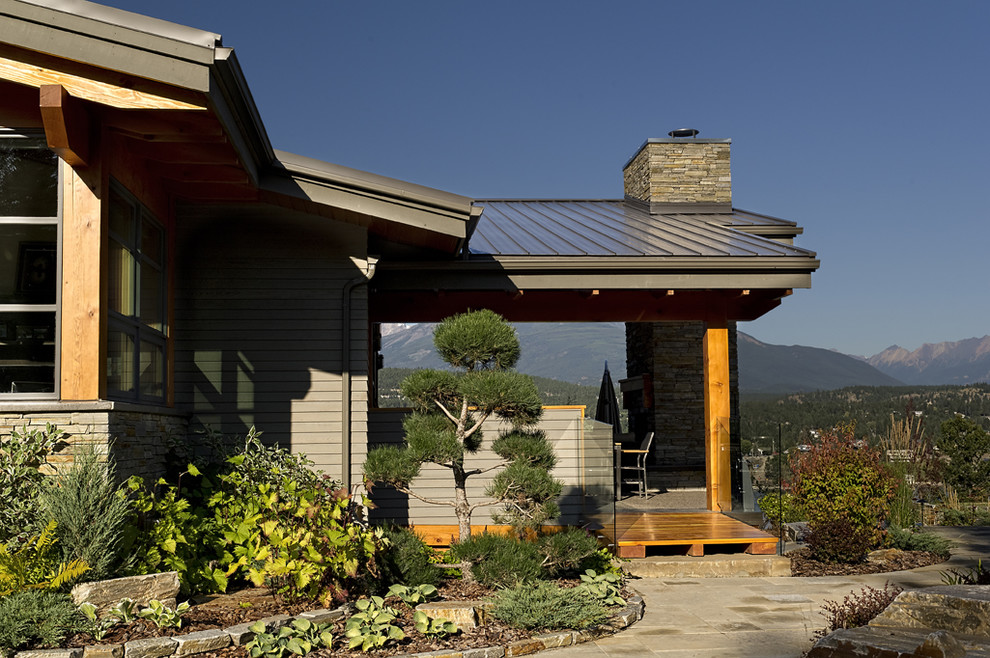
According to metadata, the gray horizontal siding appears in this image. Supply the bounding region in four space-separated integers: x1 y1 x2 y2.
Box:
174 212 370 480
363 407 596 528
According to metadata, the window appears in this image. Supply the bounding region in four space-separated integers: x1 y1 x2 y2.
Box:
107 182 166 402
0 133 59 397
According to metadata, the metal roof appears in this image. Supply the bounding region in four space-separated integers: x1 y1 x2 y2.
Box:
468 200 816 259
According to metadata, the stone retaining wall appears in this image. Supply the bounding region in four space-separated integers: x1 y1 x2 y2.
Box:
0 402 189 481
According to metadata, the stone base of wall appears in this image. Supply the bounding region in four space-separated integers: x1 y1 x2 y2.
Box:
0 401 189 481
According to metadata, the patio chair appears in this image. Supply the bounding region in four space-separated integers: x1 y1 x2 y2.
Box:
619 432 654 498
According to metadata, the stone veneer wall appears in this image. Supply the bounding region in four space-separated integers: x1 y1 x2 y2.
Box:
0 402 189 481
624 321 739 493
622 140 731 206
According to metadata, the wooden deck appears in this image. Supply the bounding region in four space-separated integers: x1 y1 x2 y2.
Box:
602 512 778 558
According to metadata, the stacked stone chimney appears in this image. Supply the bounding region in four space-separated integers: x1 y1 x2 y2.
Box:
621 132 740 504
622 136 731 213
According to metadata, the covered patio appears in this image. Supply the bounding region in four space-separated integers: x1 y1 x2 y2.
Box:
367 138 818 553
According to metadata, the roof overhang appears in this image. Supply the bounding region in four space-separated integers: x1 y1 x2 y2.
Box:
0 0 476 251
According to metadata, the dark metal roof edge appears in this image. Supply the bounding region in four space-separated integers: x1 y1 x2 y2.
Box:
0 0 220 64
386 254 820 271
273 150 475 216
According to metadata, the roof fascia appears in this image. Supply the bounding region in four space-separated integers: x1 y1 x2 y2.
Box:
263 151 475 240
0 0 217 90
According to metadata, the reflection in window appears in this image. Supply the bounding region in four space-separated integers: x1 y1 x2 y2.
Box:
0 136 58 396
107 182 166 403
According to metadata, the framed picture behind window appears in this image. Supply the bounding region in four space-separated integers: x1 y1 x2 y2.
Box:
16 242 56 301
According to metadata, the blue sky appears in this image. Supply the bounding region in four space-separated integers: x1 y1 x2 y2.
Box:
102 0 989 357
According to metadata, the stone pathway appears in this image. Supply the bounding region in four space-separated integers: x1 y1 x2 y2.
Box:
541 527 990 658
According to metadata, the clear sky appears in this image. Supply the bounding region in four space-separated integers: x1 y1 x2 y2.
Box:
100 0 989 357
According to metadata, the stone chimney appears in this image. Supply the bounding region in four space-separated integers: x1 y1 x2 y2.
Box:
622 131 731 213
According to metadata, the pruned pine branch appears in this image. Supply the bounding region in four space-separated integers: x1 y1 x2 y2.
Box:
391 484 457 508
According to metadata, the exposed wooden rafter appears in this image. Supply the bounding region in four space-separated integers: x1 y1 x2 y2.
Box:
39 84 90 166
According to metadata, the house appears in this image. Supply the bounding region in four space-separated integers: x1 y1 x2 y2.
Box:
0 0 818 520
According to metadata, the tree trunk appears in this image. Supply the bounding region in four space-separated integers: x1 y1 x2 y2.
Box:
452 464 475 582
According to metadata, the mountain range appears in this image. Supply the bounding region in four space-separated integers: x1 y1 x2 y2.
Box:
380 323 990 394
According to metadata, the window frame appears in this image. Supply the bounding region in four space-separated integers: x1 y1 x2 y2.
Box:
106 180 167 404
0 130 61 399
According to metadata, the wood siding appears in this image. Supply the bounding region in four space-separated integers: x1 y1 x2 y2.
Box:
173 210 370 480
362 406 603 527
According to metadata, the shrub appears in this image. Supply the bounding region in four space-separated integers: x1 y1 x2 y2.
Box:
535 527 600 578
790 424 897 562
941 559 990 585
805 515 875 564
937 417 990 498
757 491 803 531
447 533 543 587
886 526 952 558
38 448 132 580
0 590 84 656
376 525 441 589
488 580 608 630
940 508 990 527
123 468 225 595
0 424 67 547
814 583 902 640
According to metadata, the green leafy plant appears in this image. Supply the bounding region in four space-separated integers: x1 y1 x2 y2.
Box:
0 423 67 547
364 310 556 573
937 417 990 498
0 520 89 595
124 468 227 595
78 601 119 641
412 610 457 637
757 491 803 532
941 559 990 585
577 569 625 606
107 597 138 623
814 583 902 639
136 599 190 629
39 448 133 580
344 596 405 651
488 580 608 630
0 590 84 657
214 474 385 605
790 424 897 563
246 618 333 657
386 583 438 607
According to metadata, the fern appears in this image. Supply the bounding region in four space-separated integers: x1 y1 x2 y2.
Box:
0 520 89 595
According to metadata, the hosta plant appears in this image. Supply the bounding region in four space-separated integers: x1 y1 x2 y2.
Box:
578 568 626 606
413 610 458 638
136 599 190 629
386 583 438 607
344 596 405 651
246 618 333 658
78 602 119 641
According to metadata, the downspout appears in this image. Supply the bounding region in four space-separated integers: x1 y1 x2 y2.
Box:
341 256 378 490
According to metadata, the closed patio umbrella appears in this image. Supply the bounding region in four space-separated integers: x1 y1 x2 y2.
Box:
594 361 622 440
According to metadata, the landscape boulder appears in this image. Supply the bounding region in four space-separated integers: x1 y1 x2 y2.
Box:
70 572 180 614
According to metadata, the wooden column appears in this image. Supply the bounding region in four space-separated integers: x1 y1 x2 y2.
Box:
703 319 732 511
59 159 104 400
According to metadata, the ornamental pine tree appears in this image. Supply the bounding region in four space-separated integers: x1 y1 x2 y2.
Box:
363 310 561 545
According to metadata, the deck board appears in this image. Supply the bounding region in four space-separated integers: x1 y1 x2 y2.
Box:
603 512 778 557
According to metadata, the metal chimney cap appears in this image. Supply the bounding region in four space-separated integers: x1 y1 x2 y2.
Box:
668 128 700 138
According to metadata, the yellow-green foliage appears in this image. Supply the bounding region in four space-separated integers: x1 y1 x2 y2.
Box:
0 520 89 595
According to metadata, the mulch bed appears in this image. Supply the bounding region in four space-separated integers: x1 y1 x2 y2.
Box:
64 580 584 657
788 548 947 577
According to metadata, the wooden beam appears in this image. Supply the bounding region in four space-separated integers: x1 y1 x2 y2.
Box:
39 85 90 166
59 160 104 400
0 45 206 111
105 110 225 142
703 320 732 512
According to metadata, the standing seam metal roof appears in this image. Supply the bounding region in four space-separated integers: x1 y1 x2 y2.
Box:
468 200 815 258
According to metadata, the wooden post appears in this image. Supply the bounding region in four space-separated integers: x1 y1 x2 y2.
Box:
703 320 732 511
59 159 104 400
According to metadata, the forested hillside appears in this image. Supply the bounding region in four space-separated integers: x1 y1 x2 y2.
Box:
740 384 990 452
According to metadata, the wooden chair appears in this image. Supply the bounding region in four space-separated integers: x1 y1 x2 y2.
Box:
619 432 654 498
